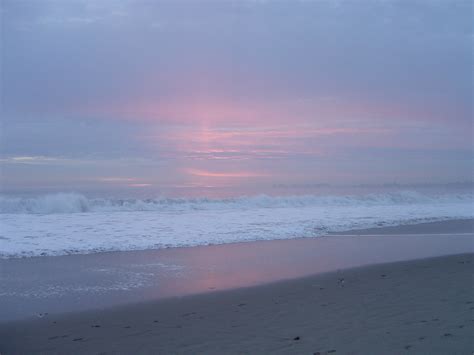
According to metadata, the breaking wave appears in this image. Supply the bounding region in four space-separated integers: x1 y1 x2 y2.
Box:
1 191 472 214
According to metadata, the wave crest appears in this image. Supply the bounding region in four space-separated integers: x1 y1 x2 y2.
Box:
1 191 472 214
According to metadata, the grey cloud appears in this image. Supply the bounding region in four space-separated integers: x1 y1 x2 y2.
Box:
1 0 472 193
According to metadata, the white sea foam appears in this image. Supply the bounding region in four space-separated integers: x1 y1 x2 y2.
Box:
1 191 472 214
0 191 472 258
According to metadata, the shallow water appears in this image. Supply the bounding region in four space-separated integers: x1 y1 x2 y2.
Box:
1 223 473 321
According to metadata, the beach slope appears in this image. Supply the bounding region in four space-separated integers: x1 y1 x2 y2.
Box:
1 253 473 354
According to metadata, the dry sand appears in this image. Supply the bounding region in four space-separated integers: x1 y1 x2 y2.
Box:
1 252 473 354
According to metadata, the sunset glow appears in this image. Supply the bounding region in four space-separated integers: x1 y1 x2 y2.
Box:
186 169 267 178
1 0 472 195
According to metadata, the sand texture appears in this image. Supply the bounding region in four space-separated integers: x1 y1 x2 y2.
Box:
1 253 473 354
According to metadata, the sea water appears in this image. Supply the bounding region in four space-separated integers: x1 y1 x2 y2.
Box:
1 189 472 258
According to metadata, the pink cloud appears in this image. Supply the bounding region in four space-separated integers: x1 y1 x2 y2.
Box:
185 168 267 178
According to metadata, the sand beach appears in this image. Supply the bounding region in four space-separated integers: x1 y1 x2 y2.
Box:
1 219 473 354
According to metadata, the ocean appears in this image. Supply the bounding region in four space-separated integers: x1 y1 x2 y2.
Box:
1 187 472 258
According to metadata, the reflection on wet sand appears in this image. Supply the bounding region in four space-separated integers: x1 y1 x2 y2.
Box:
1 220 473 321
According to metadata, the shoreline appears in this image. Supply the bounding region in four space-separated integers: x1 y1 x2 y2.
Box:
2 218 472 261
328 218 474 236
1 219 473 353
1 253 473 354
0 213 473 260
1 219 473 323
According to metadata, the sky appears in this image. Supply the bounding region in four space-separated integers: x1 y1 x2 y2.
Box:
1 0 473 197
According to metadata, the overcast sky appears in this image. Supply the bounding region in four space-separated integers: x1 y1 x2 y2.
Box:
1 0 472 196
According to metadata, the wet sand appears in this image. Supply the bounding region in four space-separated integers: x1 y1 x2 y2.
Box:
329 218 474 235
1 219 473 354
2 219 473 322
1 254 473 354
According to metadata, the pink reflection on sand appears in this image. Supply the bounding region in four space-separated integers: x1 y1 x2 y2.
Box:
138 233 474 300
142 239 325 298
